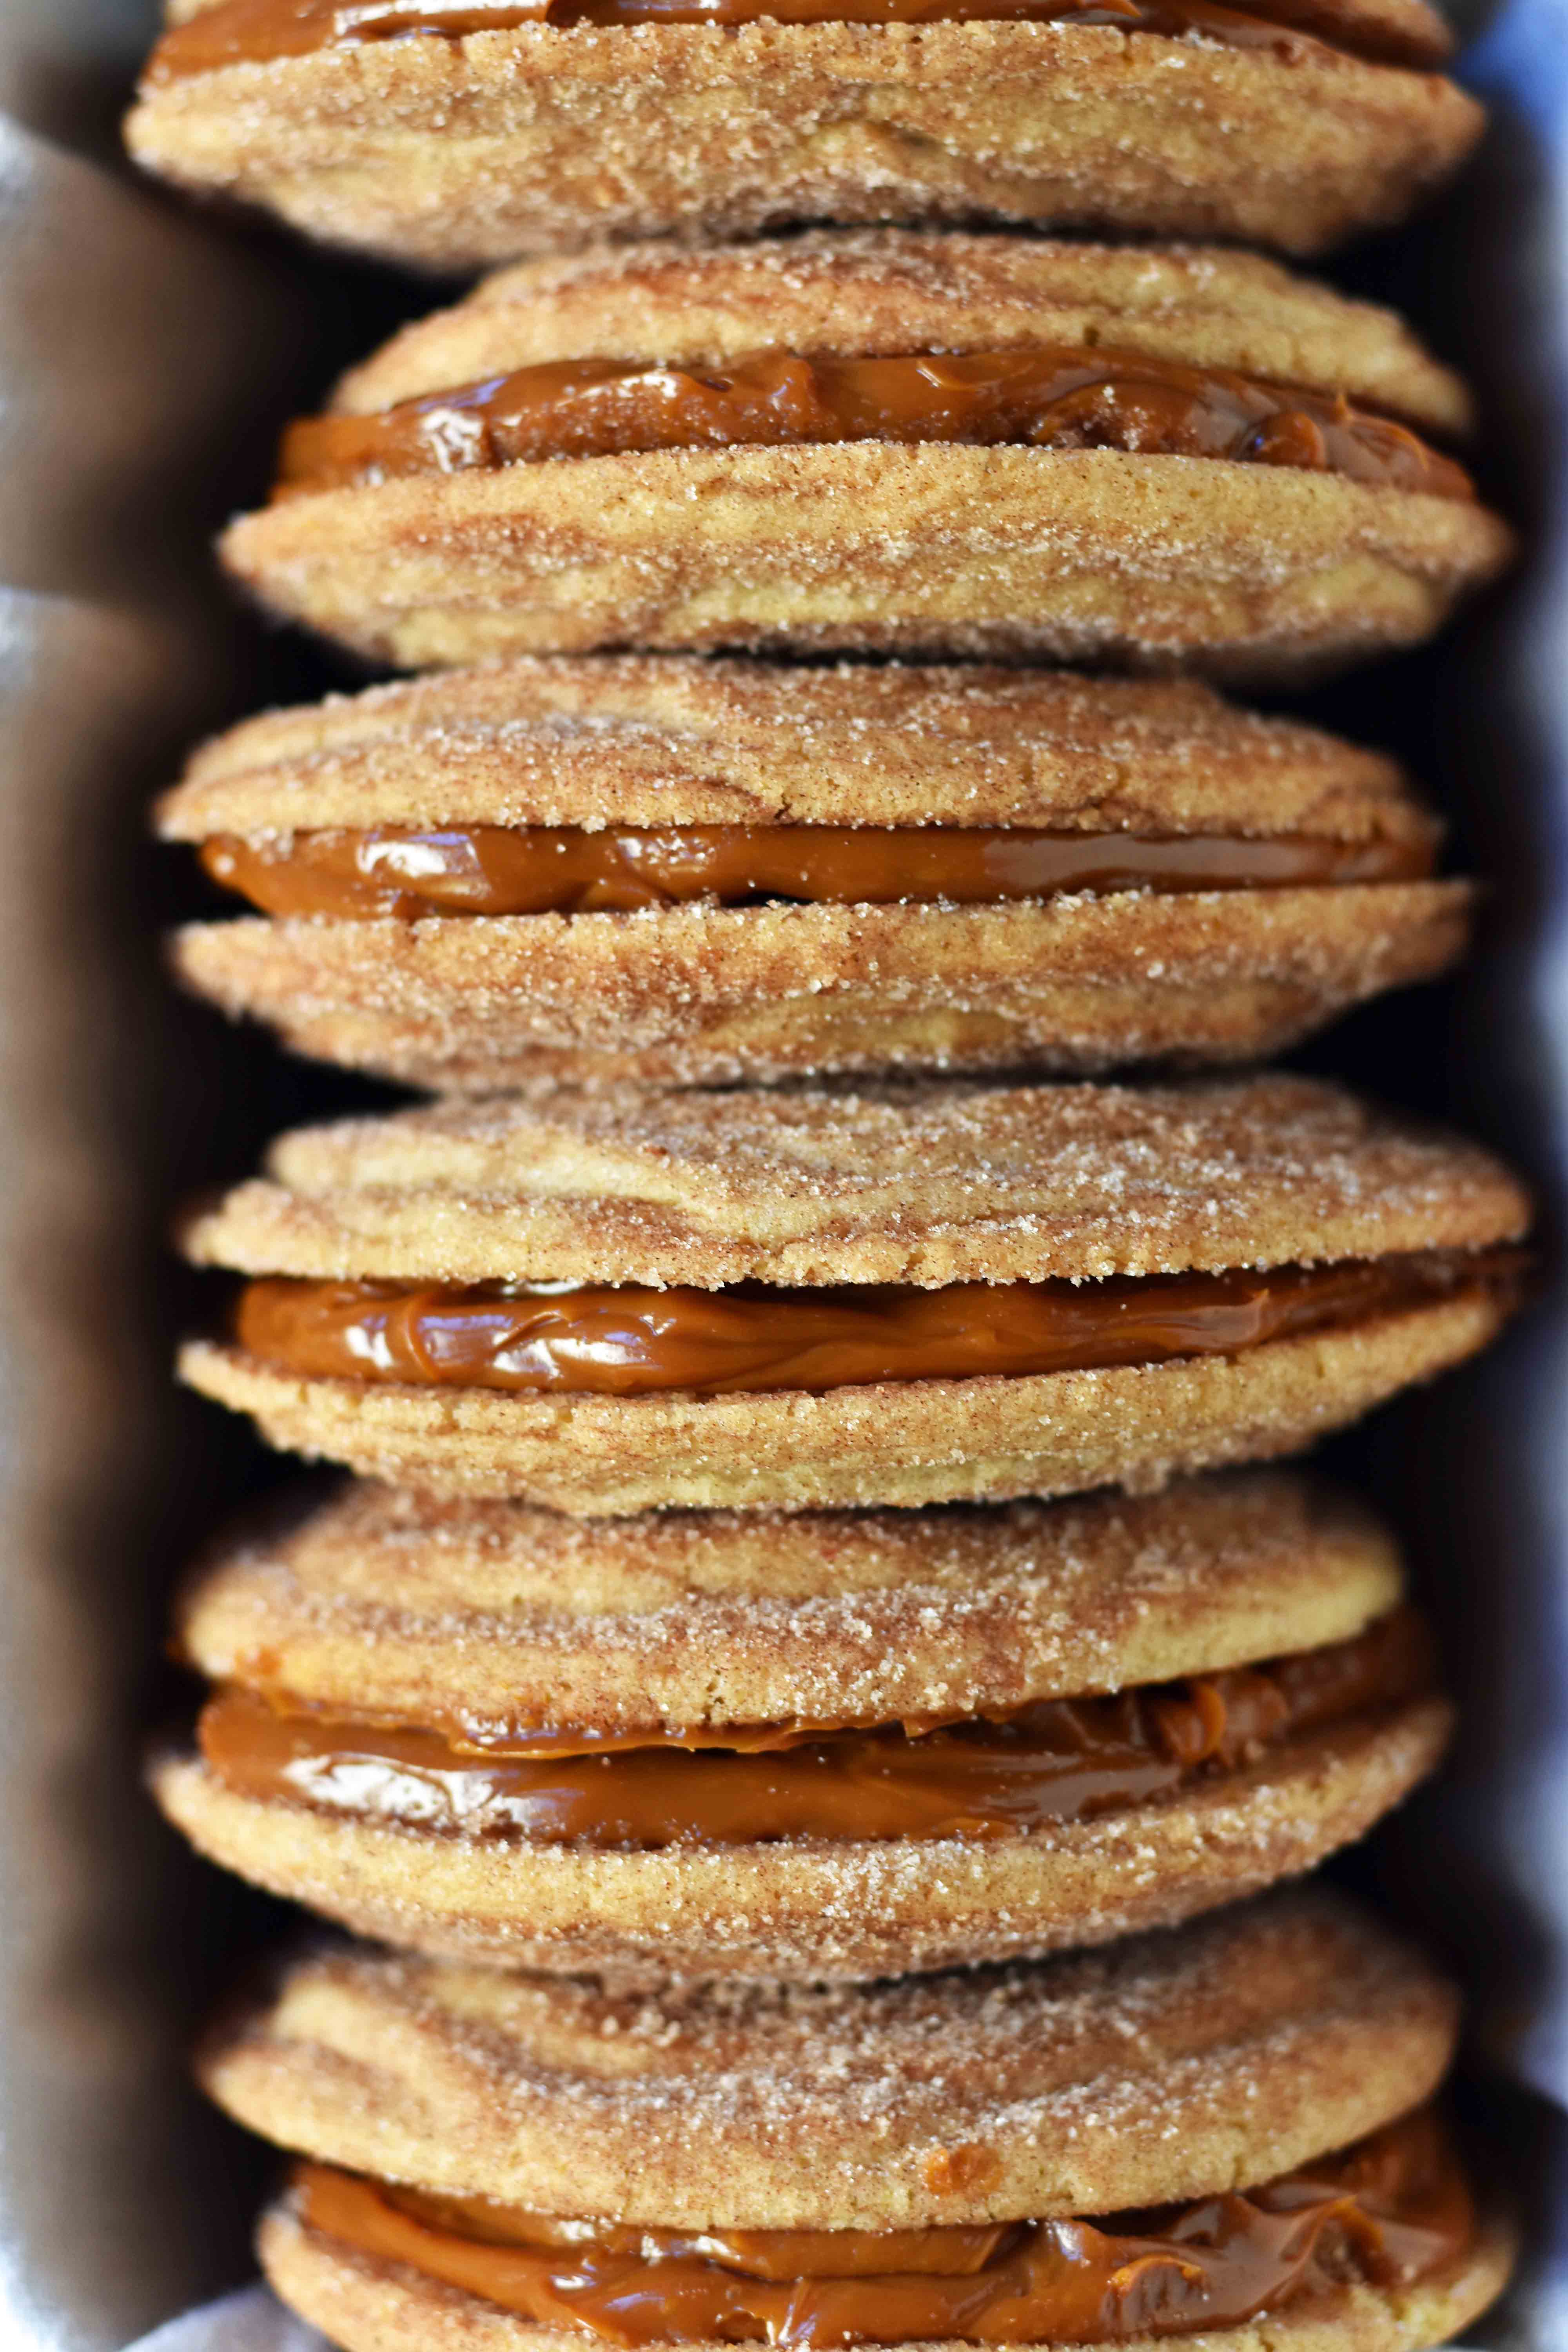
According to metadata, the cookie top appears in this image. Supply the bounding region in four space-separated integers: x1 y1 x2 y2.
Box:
176 1470 1403 1733
156 656 1428 842
334 234 1472 439
200 1887 1457 2229
181 1075 1530 1291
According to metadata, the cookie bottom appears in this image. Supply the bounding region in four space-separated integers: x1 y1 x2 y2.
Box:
219 446 1512 681
151 1697 1450 1980
127 24 1483 269
172 883 1470 1092
258 2200 1516 2352
179 1294 1514 1514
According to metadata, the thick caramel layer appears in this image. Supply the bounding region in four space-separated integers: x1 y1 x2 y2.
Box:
290 2103 1473 2345
274 346 1472 501
232 1251 1523 1400
199 1606 1431 1846
146 0 1452 86
200 823 1438 921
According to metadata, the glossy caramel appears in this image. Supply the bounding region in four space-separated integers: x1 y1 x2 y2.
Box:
199 1606 1431 1846
290 2103 1473 2344
200 822 1438 921
231 1251 1523 1400
274 346 1473 501
145 0 1453 86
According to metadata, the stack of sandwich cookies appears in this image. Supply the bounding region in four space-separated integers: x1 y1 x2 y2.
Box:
218 234 1512 676
176 1074 1529 1515
127 0 1483 266
162 659 1472 1092
197 1889 1515 2352
128 2 1526 2345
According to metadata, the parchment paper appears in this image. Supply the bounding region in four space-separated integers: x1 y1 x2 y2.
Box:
124 2288 328 2352
0 23 315 2349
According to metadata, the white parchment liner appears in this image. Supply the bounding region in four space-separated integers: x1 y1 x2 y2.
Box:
0 21 312 2348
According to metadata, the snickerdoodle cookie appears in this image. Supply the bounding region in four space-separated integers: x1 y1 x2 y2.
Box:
152 1469 1449 1978
198 1889 1511 2352
126 0 1483 269
218 236 1512 678
176 1074 1531 1515
162 657 1470 1092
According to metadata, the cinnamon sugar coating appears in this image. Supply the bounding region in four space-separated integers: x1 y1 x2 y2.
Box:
220 442 1510 679
177 1291 1514 1512
218 234 1510 679
151 1698 1451 1978
156 659 1430 841
196 1888 1458 2226
171 886 1471 1093
175 1472 1403 1732
163 660 1465 1088
257 2201 1517 2352
178 1080 1527 1509
180 1076 1531 1290
124 20 1483 272
330 239 1473 434
158 1471 1442 1975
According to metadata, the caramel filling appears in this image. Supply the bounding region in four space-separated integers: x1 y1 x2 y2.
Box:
145 0 1451 84
200 823 1438 922
231 1250 1523 1400
199 1606 1431 1846
272 347 1472 502
289 2104 1473 2345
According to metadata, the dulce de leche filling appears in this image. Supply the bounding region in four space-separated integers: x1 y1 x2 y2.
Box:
198 1605 1432 1846
200 823 1438 922
145 0 1452 85
274 347 1474 502
231 1250 1523 1400
289 2102 1474 2345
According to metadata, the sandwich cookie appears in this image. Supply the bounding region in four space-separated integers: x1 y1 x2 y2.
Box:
126 0 1483 270
162 657 1471 1093
153 1470 1453 1978
199 1889 1514 2352
176 1074 1532 1515
218 235 1512 679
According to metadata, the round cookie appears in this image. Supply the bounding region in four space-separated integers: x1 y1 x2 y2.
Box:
153 1470 1451 1978
168 1470 1412 1733
125 0 1484 269
218 235 1512 679
161 657 1470 1093
201 1889 1464 2223
177 1074 1532 1515
200 1892 1512 2352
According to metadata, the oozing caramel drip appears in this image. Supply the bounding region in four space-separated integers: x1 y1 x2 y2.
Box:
145 0 1452 86
290 2104 1474 2345
231 1250 1524 1401
200 823 1438 921
199 1606 1431 1846
273 346 1473 501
